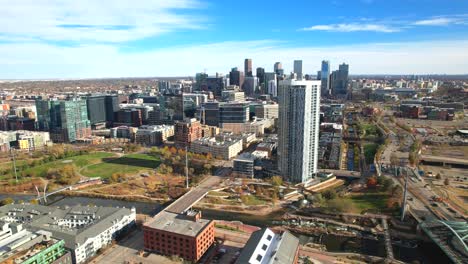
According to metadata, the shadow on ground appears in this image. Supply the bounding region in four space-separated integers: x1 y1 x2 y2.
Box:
101 157 161 169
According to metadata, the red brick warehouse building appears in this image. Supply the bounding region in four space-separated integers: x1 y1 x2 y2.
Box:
174 118 203 147
143 210 214 262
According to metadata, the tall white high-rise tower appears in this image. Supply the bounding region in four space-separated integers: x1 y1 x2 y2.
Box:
278 79 321 183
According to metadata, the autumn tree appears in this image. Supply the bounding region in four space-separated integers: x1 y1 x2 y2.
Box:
444 178 450 186
367 177 378 188
271 191 279 205
271 176 283 186
323 189 337 200
255 185 263 196
0 197 14 206
390 153 399 167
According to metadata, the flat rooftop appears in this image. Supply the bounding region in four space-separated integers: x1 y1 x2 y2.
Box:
145 211 211 237
0 204 134 250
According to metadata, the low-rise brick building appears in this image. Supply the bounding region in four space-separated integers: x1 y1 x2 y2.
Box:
143 210 214 262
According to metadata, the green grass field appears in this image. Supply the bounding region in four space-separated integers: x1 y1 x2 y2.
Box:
81 153 160 179
347 192 389 213
21 152 116 178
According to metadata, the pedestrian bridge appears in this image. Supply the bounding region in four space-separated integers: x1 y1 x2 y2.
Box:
419 220 468 264
319 169 361 179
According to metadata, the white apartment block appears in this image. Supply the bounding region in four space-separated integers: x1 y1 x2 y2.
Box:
190 137 243 160
278 79 321 183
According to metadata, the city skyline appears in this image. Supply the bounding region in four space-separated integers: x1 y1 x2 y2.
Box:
1 1 468 78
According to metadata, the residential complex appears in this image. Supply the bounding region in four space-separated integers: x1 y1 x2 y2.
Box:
190 135 243 160
0 227 72 264
135 125 174 146
0 204 136 264
0 130 52 152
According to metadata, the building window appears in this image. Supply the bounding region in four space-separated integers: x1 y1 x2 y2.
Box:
266 235 272 241
256 254 263 261
261 244 268 251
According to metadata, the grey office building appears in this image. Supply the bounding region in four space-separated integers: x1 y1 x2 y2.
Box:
86 95 107 126
219 102 249 124
200 101 220 126
105 95 119 123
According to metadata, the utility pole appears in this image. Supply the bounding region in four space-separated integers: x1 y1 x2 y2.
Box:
185 145 189 189
400 166 409 222
43 183 48 204
11 149 18 183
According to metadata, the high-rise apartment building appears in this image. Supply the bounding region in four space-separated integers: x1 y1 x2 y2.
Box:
331 63 349 96
321 60 330 97
36 99 91 143
244 58 253 77
293 60 303 79
278 79 321 183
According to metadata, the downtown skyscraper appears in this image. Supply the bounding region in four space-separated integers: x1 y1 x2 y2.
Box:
244 58 252 77
293 60 303 79
321 60 330 97
274 62 283 75
278 79 321 184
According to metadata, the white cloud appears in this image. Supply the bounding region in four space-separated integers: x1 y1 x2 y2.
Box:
1 39 468 79
413 16 468 26
0 0 204 43
301 23 400 33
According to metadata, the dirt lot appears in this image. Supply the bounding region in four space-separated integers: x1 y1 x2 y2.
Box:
398 118 466 135
422 145 468 158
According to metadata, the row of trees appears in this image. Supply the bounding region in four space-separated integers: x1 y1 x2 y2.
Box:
0 145 90 178
309 190 356 213
149 146 214 180
46 164 80 185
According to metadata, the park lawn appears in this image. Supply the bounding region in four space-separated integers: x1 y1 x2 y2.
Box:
364 143 379 164
241 195 267 206
81 153 160 179
359 122 380 138
21 152 116 178
347 192 389 213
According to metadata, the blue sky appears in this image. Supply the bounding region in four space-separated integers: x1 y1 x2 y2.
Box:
0 0 468 79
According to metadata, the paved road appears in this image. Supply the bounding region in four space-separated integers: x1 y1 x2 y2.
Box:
91 229 143 264
91 229 179 264
405 170 457 221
